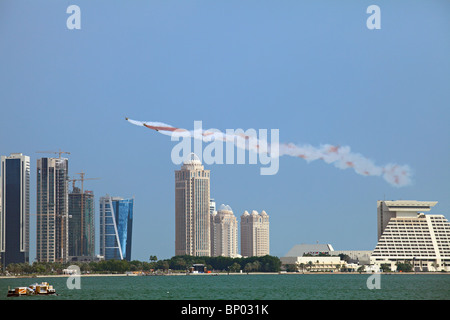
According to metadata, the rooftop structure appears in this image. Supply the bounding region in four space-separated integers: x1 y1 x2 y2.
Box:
283 244 334 258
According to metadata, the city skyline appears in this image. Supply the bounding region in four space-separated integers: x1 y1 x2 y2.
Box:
1 1 449 262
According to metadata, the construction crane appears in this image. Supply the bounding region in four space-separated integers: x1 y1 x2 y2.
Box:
36 149 71 159
69 171 100 194
69 171 100 256
70 172 100 193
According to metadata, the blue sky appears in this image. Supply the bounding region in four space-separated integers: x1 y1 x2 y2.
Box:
1 1 449 261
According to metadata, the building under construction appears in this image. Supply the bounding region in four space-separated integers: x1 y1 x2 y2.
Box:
36 157 70 263
68 186 95 257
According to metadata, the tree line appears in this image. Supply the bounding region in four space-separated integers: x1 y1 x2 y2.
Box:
1 255 281 275
161 255 281 273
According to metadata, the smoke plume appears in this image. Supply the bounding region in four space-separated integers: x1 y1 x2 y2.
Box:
126 118 412 187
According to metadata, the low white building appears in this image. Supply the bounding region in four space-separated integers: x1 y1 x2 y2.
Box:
281 244 349 271
282 255 344 272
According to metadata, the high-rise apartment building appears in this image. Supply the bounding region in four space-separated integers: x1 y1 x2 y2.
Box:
99 195 134 261
371 200 450 271
241 210 270 257
69 187 95 257
175 153 210 256
0 153 30 268
211 204 238 257
36 157 70 263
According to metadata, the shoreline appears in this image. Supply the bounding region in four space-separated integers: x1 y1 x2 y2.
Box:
1 271 448 279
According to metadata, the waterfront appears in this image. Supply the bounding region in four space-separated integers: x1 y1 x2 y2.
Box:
1 273 449 300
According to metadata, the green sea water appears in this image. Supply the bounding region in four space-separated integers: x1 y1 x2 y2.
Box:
1 274 449 300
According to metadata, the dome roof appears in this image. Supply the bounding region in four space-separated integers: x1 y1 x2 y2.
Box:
242 210 250 217
260 210 268 216
181 153 204 170
218 204 233 216
218 204 232 212
183 153 202 165
251 210 259 216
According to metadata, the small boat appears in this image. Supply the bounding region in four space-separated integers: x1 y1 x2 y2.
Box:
7 282 56 297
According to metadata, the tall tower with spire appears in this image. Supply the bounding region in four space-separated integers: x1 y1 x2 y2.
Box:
175 153 211 256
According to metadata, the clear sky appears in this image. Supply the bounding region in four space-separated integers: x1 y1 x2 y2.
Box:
1 1 449 261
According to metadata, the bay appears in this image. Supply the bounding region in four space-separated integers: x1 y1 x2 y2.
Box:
1 273 449 300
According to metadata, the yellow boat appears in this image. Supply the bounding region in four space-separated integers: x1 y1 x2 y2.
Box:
7 282 56 297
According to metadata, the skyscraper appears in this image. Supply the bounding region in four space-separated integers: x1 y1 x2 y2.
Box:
175 153 211 256
0 153 30 268
371 200 450 272
211 204 238 257
99 195 134 261
36 157 70 263
68 187 95 257
241 210 270 257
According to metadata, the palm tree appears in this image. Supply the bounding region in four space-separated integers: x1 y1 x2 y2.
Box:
431 262 439 272
335 264 341 273
230 262 241 273
252 261 261 272
307 261 313 272
299 263 305 273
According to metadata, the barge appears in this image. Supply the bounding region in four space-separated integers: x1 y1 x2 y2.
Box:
7 282 56 297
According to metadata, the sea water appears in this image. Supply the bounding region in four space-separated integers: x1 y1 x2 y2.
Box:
1 274 449 300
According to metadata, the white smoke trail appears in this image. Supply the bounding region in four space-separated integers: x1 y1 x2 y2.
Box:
278 142 412 187
126 118 412 187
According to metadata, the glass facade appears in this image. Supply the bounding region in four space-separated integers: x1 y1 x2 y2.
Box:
99 196 133 261
1 154 30 268
68 187 95 257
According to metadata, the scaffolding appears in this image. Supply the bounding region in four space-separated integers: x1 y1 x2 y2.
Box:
35 155 70 263
69 172 99 256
